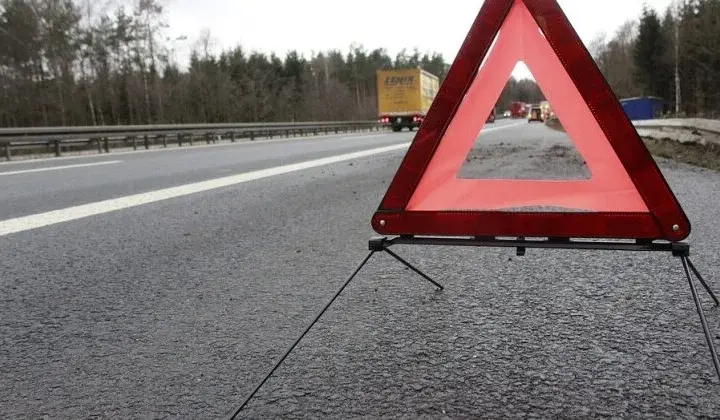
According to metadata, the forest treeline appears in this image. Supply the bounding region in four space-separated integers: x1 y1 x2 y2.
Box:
0 0 717 128
590 0 720 118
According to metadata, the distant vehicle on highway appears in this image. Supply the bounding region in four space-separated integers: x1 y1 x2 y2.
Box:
509 101 527 118
539 100 551 120
503 110 511 118
377 68 440 132
528 105 544 122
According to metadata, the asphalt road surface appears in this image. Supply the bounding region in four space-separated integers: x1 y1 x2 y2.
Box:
1 119 719 419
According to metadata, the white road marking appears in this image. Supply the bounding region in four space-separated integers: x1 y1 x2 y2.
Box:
0 120 525 237
0 160 122 176
0 143 411 237
482 122 525 132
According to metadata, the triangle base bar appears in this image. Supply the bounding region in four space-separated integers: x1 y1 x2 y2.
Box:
372 211 672 240
372 235 720 382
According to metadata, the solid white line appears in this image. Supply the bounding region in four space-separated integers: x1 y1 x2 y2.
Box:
0 143 411 237
0 160 122 176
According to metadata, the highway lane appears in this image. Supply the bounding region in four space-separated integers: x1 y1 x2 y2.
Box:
0 131 409 221
1 119 719 418
0 119 521 222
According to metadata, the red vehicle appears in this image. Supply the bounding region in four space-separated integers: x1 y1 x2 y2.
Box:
509 101 526 118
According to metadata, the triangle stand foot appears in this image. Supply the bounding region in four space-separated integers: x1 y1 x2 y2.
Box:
369 236 443 290
228 243 443 418
678 252 720 382
228 250 377 419
377 235 720 383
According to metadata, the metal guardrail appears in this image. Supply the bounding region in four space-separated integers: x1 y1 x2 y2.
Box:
0 118 717 162
0 120 386 161
632 118 720 146
633 118 720 135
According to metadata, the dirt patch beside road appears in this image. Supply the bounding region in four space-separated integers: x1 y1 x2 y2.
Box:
545 116 720 171
643 137 720 171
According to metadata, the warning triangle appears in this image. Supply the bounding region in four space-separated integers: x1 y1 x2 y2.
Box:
371 0 690 241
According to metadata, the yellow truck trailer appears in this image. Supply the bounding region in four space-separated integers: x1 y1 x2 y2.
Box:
376 68 439 132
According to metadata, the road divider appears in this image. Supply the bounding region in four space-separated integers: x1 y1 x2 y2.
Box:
0 121 386 161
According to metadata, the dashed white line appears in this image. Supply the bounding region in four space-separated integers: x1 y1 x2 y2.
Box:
0 160 122 176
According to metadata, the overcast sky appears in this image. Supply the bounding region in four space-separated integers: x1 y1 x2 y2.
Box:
159 0 675 79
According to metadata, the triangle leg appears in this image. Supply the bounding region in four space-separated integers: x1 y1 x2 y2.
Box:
681 256 720 382
685 257 720 306
229 250 378 418
382 247 444 291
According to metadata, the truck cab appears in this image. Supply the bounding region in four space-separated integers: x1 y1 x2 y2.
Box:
527 105 544 122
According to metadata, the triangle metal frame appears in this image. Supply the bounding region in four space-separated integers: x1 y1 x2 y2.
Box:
370 0 690 242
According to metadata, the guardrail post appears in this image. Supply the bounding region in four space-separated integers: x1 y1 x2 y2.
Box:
132 136 137 150
285 129 290 138
144 135 149 149
162 135 167 148
268 130 273 139
4 143 10 161
178 134 183 147
54 139 61 157
205 133 210 144
250 131 255 141
103 137 109 153
189 134 193 145
230 132 235 142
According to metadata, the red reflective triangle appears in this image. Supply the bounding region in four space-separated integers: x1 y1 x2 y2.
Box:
371 0 690 241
